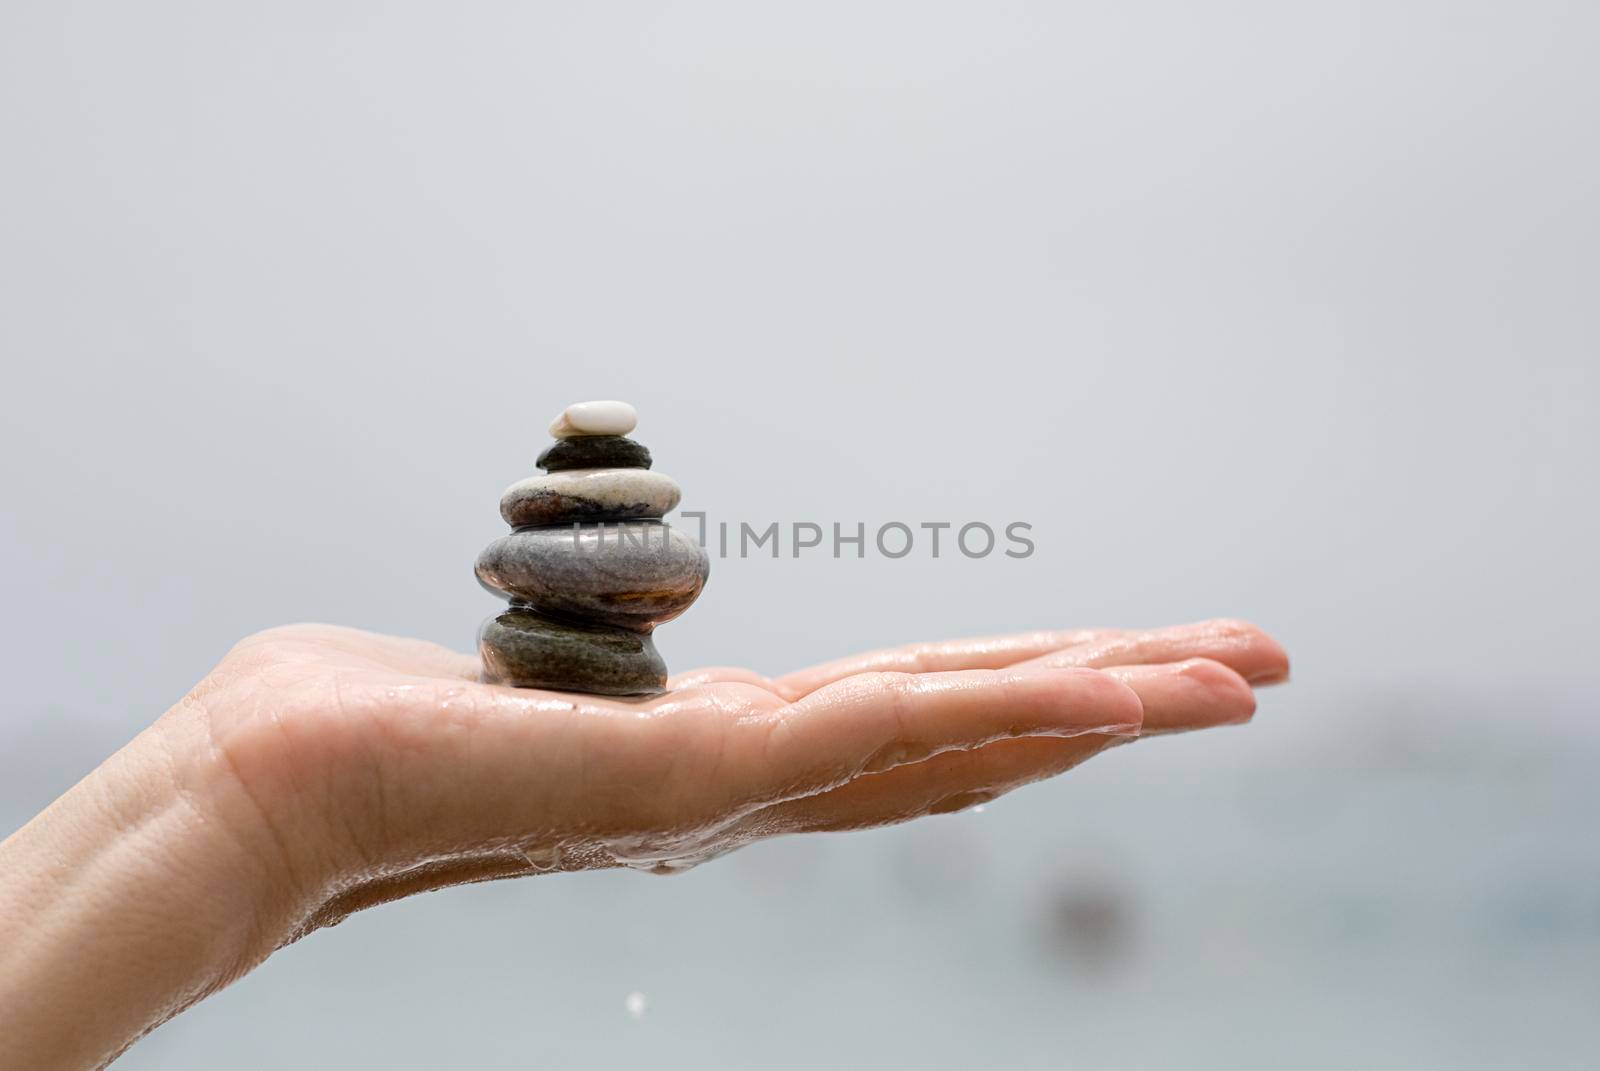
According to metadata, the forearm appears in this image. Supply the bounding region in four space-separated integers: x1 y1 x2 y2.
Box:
0 721 299 1071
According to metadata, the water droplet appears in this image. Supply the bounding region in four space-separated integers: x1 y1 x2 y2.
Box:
972 804 987 814
521 844 563 873
624 991 648 1020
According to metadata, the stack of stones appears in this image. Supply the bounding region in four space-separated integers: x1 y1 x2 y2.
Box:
475 400 710 695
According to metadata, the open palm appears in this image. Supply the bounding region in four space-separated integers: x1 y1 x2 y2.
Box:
177 618 1288 936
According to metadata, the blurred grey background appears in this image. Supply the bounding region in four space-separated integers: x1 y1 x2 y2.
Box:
2 2 1596 1068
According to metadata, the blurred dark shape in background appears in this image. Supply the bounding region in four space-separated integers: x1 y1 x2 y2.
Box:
1042 869 1135 974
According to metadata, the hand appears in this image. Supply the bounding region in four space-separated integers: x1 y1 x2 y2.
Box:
0 618 1287 1069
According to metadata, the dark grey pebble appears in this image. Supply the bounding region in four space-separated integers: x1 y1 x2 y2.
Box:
475 521 709 630
479 609 667 694
537 435 652 472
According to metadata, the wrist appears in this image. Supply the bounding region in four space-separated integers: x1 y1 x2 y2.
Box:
0 715 310 1070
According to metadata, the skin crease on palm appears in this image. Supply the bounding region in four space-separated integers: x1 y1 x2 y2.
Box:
0 618 1287 1070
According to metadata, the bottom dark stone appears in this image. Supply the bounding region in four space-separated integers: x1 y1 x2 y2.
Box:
479 608 667 695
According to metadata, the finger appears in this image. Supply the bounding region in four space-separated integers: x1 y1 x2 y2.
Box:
750 659 1258 834
1014 619 1289 684
751 735 1114 833
730 667 1143 811
773 629 1121 700
667 666 782 693
1101 658 1256 734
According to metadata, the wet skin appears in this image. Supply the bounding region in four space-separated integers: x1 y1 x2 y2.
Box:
0 618 1288 1070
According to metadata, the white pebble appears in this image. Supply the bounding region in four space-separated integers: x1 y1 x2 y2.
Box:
549 400 638 438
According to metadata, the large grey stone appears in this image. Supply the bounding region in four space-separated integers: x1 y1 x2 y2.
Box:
475 521 709 630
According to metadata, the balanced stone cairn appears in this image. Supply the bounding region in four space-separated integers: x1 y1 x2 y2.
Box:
475 400 710 695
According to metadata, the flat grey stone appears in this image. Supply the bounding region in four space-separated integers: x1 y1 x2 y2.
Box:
499 469 680 527
479 609 666 694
